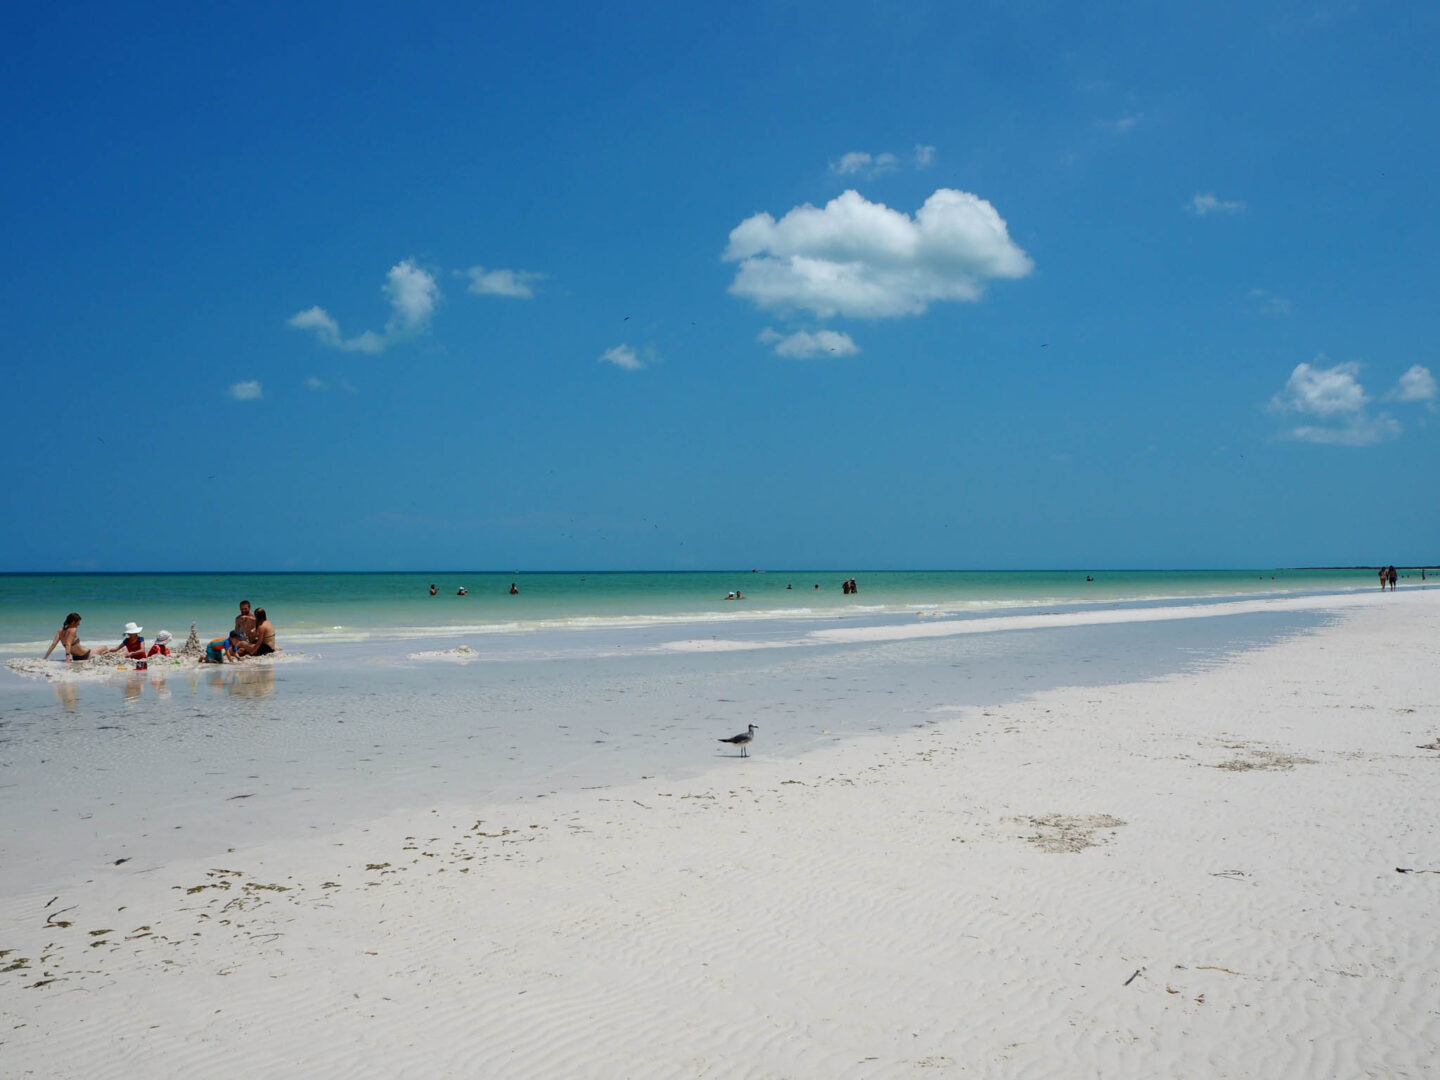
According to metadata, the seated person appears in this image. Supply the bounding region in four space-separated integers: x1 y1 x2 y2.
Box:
235 601 258 644
115 623 147 659
44 612 96 661
203 630 247 664
148 630 174 657
238 609 277 657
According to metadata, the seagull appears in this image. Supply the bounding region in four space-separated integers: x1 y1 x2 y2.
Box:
718 723 758 757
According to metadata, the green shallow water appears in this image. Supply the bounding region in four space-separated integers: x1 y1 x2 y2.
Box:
0 568 1404 655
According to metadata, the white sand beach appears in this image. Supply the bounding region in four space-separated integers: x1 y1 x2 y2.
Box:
2 589 1438 1077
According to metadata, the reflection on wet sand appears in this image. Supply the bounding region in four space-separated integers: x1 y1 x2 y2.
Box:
47 665 277 709
206 666 277 698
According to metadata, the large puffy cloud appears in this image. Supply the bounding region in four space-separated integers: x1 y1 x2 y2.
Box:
1270 358 1401 445
724 189 1033 318
1272 360 1368 417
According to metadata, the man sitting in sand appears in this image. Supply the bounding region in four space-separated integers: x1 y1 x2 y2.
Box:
235 601 258 643
237 609 277 657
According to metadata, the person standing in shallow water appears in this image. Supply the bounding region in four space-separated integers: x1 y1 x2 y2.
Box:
1389 565 1399 590
1380 567 1388 591
429 584 438 596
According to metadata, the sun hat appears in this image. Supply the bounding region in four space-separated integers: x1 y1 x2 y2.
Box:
123 622 143 636
155 630 173 644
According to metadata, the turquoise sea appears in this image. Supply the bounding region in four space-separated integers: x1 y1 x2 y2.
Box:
0 567 1409 656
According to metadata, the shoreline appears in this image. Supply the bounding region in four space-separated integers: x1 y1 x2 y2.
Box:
2 590 1437 1075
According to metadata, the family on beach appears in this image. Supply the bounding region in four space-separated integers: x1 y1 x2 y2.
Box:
41 600 277 666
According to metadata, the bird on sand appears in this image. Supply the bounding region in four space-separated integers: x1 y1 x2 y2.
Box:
718 723 758 757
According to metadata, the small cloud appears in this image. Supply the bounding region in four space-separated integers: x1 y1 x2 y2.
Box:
1288 415 1402 446
1393 363 1437 406
1272 358 1367 417
913 144 935 167
725 188 1033 319
1102 113 1142 134
384 259 439 333
1270 357 1401 445
599 344 644 371
829 150 902 179
288 306 384 353
1189 193 1246 216
1249 288 1292 316
306 375 357 394
289 258 439 354
466 266 546 299
758 327 861 359
228 380 263 401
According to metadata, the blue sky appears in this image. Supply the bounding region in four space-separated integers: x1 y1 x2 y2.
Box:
4 1 1437 571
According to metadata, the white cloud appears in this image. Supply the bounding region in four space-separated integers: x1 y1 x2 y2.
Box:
759 327 860 358
305 376 326 390
289 259 439 354
1272 359 1367 417
1103 113 1142 134
724 188 1033 319
228 380 262 401
287 306 384 353
1393 364 1437 404
1189 192 1246 216
384 259 439 332
599 344 644 371
1288 415 1402 446
1249 288 1292 316
913 144 935 167
466 266 545 299
1270 358 1402 445
830 151 899 177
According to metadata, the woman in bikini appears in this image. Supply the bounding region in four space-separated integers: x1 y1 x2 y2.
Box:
43 612 101 661
239 609 277 657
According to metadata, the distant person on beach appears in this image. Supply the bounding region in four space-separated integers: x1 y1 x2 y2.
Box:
510 583 519 595
235 601 257 643
203 630 246 663
457 587 468 596
429 584 438 596
1389 565 1399 590
1380 567 1388 591
43 613 97 661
